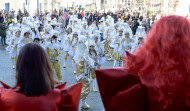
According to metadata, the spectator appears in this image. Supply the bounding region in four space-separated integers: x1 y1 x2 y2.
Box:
0 12 4 23
64 12 69 28
0 43 82 111
96 15 190 111
0 20 7 45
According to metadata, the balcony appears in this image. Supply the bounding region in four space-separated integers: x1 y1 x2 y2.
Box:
54 0 60 3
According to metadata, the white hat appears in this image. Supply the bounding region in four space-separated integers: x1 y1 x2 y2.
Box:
12 27 22 37
19 26 32 40
118 27 124 32
100 17 105 22
35 20 42 25
136 26 146 38
92 30 100 39
78 35 86 43
46 17 51 22
73 30 79 35
67 26 72 30
44 24 53 32
124 31 130 35
14 27 21 33
74 40 89 63
22 26 32 34
50 30 60 37
22 17 27 25
85 38 96 47
56 23 62 26
26 16 33 22
50 21 57 26
28 22 36 29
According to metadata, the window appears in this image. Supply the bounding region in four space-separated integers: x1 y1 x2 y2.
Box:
5 3 10 13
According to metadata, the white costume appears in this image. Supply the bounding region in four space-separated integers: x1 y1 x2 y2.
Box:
6 27 21 69
111 27 124 67
74 37 95 110
63 26 72 68
17 27 33 54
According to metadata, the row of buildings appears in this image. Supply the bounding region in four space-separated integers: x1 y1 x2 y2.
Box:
85 0 190 16
0 0 64 15
0 0 189 16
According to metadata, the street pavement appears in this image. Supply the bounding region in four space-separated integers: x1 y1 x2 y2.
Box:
0 36 114 111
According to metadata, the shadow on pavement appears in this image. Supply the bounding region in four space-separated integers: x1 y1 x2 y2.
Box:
0 45 7 50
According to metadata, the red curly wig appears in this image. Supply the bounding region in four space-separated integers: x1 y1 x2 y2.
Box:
124 15 190 110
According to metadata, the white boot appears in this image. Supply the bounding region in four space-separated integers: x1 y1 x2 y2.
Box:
113 60 117 68
71 60 74 68
81 100 90 110
108 56 113 61
63 60 66 68
12 59 16 69
73 63 76 74
121 61 124 67
92 79 98 92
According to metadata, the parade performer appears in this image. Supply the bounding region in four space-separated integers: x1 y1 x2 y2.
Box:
51 18 62 32
33 37 40 44
69 31 79 74
111 27 124 68
46 31 63 82
131 37 143 53
104 17 115 61
120 31 134 66
0 43 82 111
86 39 98 92
99 17 105 41
93 33 105 70
95 15 190 111
90 20 99 34
135 25 146 42
80 23 88 36
63 27 72 68
6 27 21 69
41 24 53 44
30 23 40 39
17 27 33 54
74 37 95 110
103 21 111 54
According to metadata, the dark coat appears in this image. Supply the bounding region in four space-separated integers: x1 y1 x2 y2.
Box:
0 23 7 37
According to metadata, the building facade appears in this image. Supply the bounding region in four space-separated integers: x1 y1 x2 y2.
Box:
0 0 46 15
147 0 190 15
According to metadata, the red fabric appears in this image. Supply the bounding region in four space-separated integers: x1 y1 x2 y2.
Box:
55 80 59 84
96 68 190 111
95 68 146 111
0 81 11 88
0 82 82 111
124 16 190 110
81 12 84 17
58 83 83 111
0 80 62 89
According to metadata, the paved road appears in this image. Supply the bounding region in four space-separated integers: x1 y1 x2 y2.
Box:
0 38 114 111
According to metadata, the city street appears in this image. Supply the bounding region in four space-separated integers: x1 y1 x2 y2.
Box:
0 0 190 110
0 34 114 111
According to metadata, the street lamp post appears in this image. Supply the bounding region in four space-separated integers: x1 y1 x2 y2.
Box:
37 0 39 14
52 0 54 12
